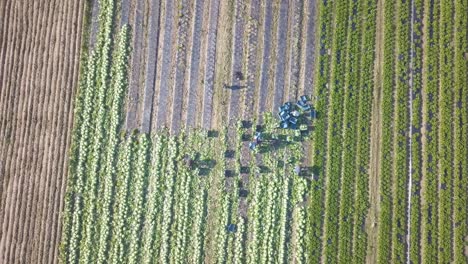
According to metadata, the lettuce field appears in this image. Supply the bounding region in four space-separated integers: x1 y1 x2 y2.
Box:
0 0 466 263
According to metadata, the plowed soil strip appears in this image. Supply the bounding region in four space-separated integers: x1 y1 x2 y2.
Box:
170 0 191 134
271 0 289 111
184 0 205 128
256 1 273 121
125 0 145 131
301 0 316 96
154 0 175 130
141 0 161 132
242 0 260 120
201 0 221 129
228 0 245 121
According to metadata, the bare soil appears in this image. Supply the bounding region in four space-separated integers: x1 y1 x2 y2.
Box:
0 1 84 263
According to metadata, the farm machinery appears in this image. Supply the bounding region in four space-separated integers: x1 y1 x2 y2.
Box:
277 95 315 130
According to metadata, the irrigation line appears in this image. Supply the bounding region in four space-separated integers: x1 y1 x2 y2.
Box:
406 0 415 262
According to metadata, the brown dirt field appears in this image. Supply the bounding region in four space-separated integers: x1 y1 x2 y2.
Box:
0 0 85 263
366 0 385 263
118 0 316 134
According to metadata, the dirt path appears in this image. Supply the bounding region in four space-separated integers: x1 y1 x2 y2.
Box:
366 0 384 262
0 0 84 263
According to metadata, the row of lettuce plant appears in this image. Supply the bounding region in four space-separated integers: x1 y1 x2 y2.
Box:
421 0 440 262
452 0 467 262
437 0 455 262
409 0 424 262
352 0 377 262
307 0 335 261
336 0 363 261
377 0 397 261
321 0 349 262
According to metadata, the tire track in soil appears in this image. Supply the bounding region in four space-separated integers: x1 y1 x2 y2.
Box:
242 0 259 121
286 0 303 102
125 0 146 131
184 0 206 128
227 0 245 122
201 0 221 129
141 0 161 133
271 0 289 112
300 0 316 97
170 0 192 134
256 0 273 122
153 0 176 130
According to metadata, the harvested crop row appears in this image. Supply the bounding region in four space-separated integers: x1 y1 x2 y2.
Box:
201 0 221 129
170 0 192 134
185 0 206 128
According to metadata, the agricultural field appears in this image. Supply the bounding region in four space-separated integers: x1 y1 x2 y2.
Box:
0 0 467 263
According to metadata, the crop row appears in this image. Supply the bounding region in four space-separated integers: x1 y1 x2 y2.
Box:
336 0 363 261
437 0 455 262
392 0 412 261
409 0 424 262
421 0 440 262
452 0 467 263
377 0 397 261
351 0 377 262
307 0 334 261
321 0 349 262
60 0 122 262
